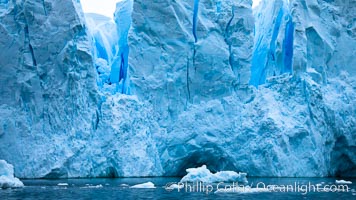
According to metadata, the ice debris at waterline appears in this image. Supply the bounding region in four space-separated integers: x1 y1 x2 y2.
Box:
80 184 103 189
165 183 184 191
57 183 69 186
0 0 355 179
180 165 248 183
130 182 156 189
335 180 352 184
120 184 130 187
0 160 24 189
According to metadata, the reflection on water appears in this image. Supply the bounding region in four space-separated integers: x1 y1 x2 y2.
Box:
1 177 355 200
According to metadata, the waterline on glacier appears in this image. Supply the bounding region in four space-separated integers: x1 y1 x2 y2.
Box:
1 177 355 199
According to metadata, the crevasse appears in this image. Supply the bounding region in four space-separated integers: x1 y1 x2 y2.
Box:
109 0 133 94
87 0 133 95
282 14 294 74
193 0 200 43
250 0 294 86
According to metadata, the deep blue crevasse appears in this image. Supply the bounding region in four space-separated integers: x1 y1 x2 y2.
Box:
109 0 133 94
193 0 200 43
282 15 294 74
250 3 294 87
250 8 284 86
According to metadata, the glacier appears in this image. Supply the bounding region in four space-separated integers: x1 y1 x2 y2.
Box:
0 0 355 179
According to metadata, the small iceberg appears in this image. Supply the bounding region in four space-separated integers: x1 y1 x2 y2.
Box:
57 183 69 186
180 165 248 183
120 184 129 187
0 160 24 189
165 183 184 191
80 184 103 189
336 180 352 184
130 182 156 189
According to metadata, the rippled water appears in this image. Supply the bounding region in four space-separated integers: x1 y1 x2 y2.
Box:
1 177 355 199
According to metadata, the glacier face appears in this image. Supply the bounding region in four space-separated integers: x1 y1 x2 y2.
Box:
126 0 355 177
0 0 355 178
0 0 101 178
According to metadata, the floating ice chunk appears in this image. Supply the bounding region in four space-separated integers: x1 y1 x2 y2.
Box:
165 183 184 191
130 182 156 189
180 165 248 183
90 184 103 188
213 171 248 183
57 183 69 186
0 160 24 189
336 180 352 184
0 176 24 189
80 184 103 189
120 184 129 187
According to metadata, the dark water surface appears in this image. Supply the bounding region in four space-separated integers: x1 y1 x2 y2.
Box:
1 177 355 199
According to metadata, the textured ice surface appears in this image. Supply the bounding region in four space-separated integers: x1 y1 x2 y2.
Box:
108 0 132 94
86 13 118 63
0 0 100 178
0 160 24 189
180 165 248 183
130 182 156 189
251 0 294 86
86 1 132 94
0 0 355 179
127 0 356 178
85 13 118 92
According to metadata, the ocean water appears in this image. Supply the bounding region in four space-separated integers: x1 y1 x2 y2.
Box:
1 177 355 199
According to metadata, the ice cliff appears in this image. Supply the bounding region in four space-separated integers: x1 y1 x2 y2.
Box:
0 0 100 178
0 0 355 178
